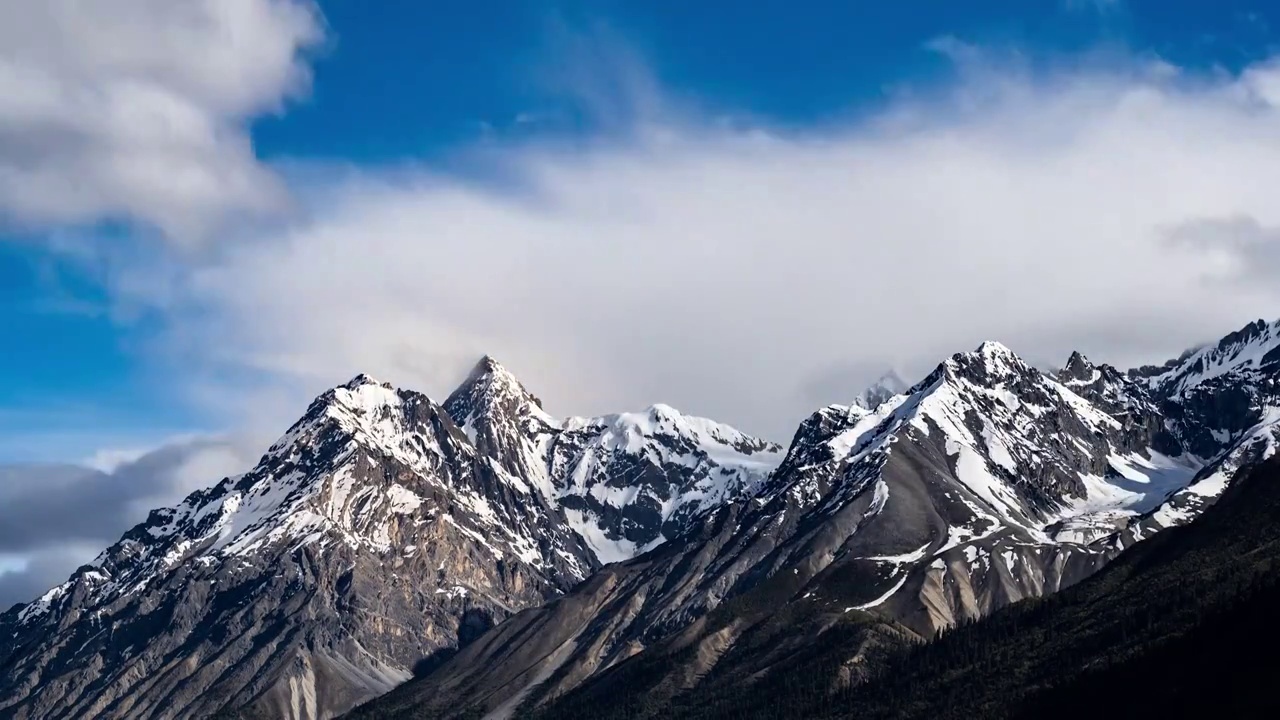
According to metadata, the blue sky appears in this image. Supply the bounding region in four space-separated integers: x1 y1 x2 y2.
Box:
256 0 1275 161
5 0 1280 464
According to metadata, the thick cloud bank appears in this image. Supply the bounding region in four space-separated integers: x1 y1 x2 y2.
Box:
149 51 1280 438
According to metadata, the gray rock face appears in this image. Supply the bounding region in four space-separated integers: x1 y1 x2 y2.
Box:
354 323 1280 719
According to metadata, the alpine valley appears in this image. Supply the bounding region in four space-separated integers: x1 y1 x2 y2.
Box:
4 319 1280 720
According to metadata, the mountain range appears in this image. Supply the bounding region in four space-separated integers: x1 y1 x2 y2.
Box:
3 318 1279 720
517 452 1280 720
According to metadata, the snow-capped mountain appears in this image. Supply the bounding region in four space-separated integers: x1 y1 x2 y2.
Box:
0 375 598 720
9 318 1280 720
357 320 1280 719
445 356 784 563
0 362 778 720
549 405 782 562
1140 317 1280 460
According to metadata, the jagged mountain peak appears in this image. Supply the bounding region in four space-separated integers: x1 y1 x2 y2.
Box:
1056 351 1135 394
854 369 910 410
944 340 1033 385
437 360 785 566
462 354 523 394
264 375 454 486
442 355 559 501
460 354 531 396
289 373 418 432
1145 317 1280 396
976 339 1015 354
569 403 779 457
445 354 552 429
551 404 783 563
341 372 390 389
1060 350 1095 381
1224 317 1275 345
765 403 868 486
970 339 1025 367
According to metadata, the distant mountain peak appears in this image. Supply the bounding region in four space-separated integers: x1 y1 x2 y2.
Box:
1059 350 1098 385
854 369 910 410
447 354 550 424
972 340 1023 367
442 355 560 502
341 372 390 389
466 353 514 381
940 340 1033 389
1144 317 1280 396
464 354 522 393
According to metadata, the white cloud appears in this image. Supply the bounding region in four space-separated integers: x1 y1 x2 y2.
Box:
83 446 153 473
0 436 261 607
0 0 322 244
93 49 1280 441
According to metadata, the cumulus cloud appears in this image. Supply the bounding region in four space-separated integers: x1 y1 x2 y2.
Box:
0 436 259 608
97 48 1280 441
0 0 322 244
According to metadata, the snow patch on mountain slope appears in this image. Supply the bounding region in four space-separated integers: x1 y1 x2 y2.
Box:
863 542 931 565
562 508 664 565
1149 409 1280 528
847 572 912 612
387 484 424 513
15 585 68 623
1048 452 1200 543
